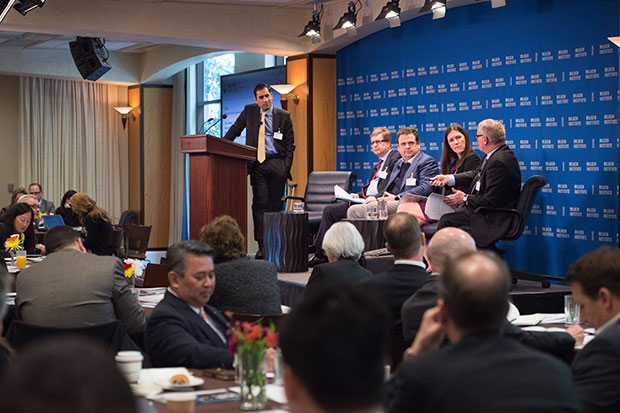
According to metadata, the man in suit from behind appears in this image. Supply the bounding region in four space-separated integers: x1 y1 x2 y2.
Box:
431 118 521 249
16 225 145 335
280 286 390 413
347 127 439 219
28 183 55 215
145 240 233 369
385 251 581 413
400 227 476 344
309 126 401 266
361 212 428 332
223 84 295 258
565 246 620 413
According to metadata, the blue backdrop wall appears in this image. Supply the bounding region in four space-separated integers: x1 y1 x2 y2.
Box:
336 0 619 278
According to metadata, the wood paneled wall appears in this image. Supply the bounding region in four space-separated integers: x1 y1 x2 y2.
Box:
128 85 173 249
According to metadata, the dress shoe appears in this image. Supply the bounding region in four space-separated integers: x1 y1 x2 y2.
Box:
255 249 264 260
308 253 327 267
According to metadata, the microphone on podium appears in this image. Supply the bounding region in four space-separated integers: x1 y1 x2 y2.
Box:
198 117 214 134
206 114 227 134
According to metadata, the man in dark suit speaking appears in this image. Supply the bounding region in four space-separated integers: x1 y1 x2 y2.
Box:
223 84 295 258
430 118 521 248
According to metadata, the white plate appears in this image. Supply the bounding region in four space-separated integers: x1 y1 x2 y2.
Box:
161 375 204 390
131 383 163 397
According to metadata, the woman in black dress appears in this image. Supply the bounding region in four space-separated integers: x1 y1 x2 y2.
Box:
54 190 80 227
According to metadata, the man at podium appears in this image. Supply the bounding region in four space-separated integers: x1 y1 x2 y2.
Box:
223 83 295 259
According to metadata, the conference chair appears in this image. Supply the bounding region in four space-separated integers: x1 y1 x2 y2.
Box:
282 171 356 242
118 210 137 225
107 225 124 256
6 320 141 353
122 224 151 260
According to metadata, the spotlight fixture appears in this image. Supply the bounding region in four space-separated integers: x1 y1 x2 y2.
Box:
299 4 323 44
419 0 446 20
376 0 401 26
476 0 506 7
13 0 44 16
0 0 17 24
333 0 361 32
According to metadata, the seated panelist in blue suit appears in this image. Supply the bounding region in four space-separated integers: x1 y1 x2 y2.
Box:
146 241 233 369
347 127 439 219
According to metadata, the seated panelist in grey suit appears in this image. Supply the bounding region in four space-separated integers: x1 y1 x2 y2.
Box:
16 225 146 335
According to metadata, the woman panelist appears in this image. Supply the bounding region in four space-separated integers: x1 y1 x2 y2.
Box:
399 123 480 225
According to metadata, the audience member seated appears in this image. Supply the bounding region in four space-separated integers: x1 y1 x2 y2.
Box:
565 246 620 413
145 241 233 369
398 123 480 225
17 194 41 225
385 252 581 413
16 225 146 335
401 227 477 343
360 213 428 332
304 222 371 298
0 187 28 215
200 215 281 315
400 227 579 360
0 268 15 374
280 285 389 413
54 189 80 227
70 192 116 256
0 203 42 258
0 336 137 413
28 182 55 214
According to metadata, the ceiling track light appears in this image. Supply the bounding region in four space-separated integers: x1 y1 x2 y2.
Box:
333 0 361 32
476 0 506 8
0 0 17 24
419 0 446 20
13 0 44 16
376 0 401 24
299 3 323 43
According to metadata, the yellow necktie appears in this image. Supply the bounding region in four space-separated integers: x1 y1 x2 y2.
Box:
257 111 266 163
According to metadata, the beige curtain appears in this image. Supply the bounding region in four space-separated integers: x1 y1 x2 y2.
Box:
18 76 125 221
168 71 186 243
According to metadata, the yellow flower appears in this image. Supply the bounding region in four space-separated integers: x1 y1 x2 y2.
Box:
123 263 133 278
4 234 21 252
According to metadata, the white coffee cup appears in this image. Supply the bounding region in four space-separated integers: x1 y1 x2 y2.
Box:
115 351 144 383
164 392 197 413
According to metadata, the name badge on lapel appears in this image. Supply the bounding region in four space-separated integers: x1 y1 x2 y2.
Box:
406 177 417 186
378 170 388 179
475 181 481 192
274 131 283 140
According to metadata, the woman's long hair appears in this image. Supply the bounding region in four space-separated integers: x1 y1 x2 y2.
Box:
70 193 111 227
439 123 474 174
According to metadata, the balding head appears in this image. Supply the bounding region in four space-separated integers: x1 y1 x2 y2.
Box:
427 228 476 273
439 251 511 334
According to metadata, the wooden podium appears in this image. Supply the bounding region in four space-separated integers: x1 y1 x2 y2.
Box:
180 134 256 242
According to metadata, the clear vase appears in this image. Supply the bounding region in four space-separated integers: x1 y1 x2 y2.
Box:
238 345 267 411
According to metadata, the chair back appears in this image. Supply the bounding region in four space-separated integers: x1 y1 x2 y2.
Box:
119 210 137 225
143 263 169 288
107 225 124 252
503 175 546 240
6 320 141 353
122 224 152 260
303 171 356 213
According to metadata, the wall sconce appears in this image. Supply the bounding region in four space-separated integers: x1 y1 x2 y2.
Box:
271 84 299 111
114 106 135 130
608 37 620 47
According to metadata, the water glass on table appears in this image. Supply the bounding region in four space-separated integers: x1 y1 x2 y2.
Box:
365 205 378 220
377 199 388 220
564 295 580 326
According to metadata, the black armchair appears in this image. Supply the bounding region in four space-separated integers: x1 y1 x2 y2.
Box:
282 171 356 236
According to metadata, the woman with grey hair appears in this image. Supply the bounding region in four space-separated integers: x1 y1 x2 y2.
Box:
304 222 372 298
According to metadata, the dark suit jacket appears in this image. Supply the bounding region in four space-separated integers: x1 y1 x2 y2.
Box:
454 144 521 245
385 332 581 413
358 149 401 198
304 258 372 298
572 319 620 413
145 291 233 369
223 103 295 178
442 150 482 192
382 151 439 198
401 275 440 344
361 263 428 332
39 198 55 214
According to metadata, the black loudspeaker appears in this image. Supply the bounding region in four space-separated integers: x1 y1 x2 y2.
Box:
69 37 111 81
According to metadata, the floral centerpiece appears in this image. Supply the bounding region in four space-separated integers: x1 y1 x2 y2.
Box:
4 234 24 264
123 258 145 297
228 321 278 410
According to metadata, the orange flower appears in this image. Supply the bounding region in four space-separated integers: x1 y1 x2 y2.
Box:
241 322 252 333
265 331 278 347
